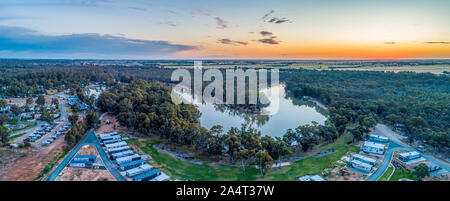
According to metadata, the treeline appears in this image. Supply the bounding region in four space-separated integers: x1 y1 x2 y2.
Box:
64 110 99 147
0 70 116 97
281 69 449 151
97 79 290 176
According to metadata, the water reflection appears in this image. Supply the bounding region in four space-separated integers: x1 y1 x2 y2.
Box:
192 85 328 137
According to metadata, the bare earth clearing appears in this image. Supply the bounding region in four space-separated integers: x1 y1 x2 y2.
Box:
56 145 115 181
0 137 66 181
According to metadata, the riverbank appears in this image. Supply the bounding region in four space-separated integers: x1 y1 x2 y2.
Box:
126 133 358 181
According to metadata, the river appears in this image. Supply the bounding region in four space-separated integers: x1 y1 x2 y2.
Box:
177 85 328 138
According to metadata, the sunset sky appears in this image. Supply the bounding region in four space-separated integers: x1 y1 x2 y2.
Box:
0 0 449 59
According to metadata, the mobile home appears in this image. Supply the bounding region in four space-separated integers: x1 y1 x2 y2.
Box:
104 141 127 149
73 155 96 163
398 151 421 162
103 138 122 145
369 134 389 143
107 145 130 154
352 154 377 165
119 159 145 171
99 131 118 138
100 134 121 142
116 154 141 164
111 150 135 160
133 169 161 181
361 141 385 155
349 160 373 172
125 164 153 177
70 161 93 168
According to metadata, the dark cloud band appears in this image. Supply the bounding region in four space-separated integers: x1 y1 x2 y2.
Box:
0 26 196 58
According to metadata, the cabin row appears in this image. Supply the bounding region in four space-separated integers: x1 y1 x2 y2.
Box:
348 154 377 172
99 131 170 181
69 155 96 168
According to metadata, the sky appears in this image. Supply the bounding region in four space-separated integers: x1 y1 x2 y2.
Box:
0 0 449 59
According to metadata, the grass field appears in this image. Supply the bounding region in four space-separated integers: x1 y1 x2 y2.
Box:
389 169 418 181
127 133 358 181
264 134 359 181
8 133 26 142
378 166 394 181
46 90 58 95
65 106 72 113
11 122 37 132
127 138 261 181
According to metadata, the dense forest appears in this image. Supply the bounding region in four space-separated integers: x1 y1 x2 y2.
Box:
1 60 448 174
281 70 449 152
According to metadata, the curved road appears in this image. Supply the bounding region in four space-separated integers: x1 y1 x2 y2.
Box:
366 125 450 181
366 141 413 181
46 129 126 181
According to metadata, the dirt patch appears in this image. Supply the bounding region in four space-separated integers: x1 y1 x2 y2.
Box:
323 152 380 181
325 165 367 181
95 114 120 135
77 145 99 157
56 167 115 181
0 137 67 181
55 145 115 181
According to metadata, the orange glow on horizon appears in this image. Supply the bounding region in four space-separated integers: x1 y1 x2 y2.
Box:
176 42 450 60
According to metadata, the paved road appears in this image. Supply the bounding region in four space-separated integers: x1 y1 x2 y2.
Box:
9 120 45 139
31 96 69 147
366 125 450 181
10 95 66 143
366 141 412 181
46 129 126 181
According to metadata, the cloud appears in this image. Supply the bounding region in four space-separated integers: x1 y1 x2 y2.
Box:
68 0 111 7
217 38 248 46
0 25 197 58
423 41 450 44
262 10 291 24
157 20 178 27
384 42 396 44
268 17 291 24
128 6 147 12
257 36 280 45
191 8 211 17
215 17 228 29
167 10 177 15
260 31 273 36
262 10 275 20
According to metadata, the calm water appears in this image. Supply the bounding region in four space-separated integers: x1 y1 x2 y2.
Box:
178 85 328 138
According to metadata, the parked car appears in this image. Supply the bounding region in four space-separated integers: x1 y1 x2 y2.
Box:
417 145 425 153
41 141 50 146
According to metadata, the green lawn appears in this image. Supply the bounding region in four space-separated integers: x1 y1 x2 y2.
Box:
378 166 394 181
389 169 418 181
264 134 359 181
127 138 260 181
8 133 26 142
46 89 58 95
127 133 359 181
11 122 37 132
